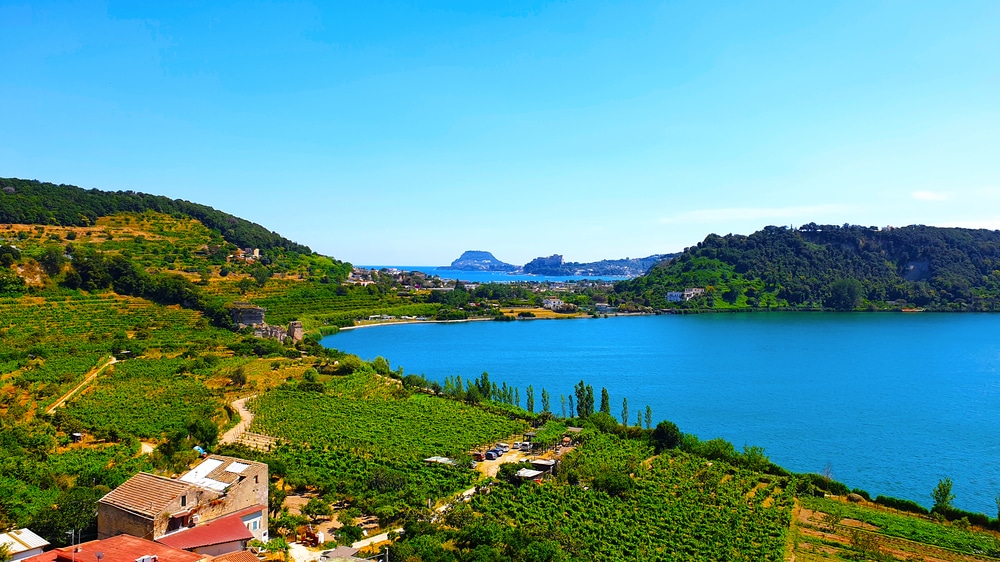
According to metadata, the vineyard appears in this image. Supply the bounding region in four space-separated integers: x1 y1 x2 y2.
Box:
468 433 794 561
65 358 224 439
796 495 1000 559
0 294 227 413
238 376 528 517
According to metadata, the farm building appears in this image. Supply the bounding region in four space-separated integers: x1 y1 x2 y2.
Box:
0 528 49 561
20 534 205 562
97 455 268 555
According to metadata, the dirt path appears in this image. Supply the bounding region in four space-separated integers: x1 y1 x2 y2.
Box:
220 395 256 445
45 356 117 415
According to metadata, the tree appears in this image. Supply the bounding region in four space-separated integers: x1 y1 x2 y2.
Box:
39 245 66 276
620 397 628 425
541 388 550 413
652 420 682 452
826 278 863 311
372 356 391 375
600 388 610 415
229 366 247 387
931 477 955 512
526 385 534 413
302 498 333 524
560 394 566 418
995 492 1000 521
644 406 652 430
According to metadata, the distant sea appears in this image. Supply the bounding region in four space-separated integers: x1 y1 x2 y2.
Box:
358 265 629 283
323 312 1000 515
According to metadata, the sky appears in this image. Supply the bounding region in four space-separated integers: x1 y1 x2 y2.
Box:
1 1 999 265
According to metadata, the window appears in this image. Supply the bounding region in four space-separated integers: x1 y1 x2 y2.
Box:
180 495 187 507
251 520 260 531
254 475 259 484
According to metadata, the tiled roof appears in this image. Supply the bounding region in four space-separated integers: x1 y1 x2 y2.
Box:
99 473 196 518
0 528 49 554
210 552 260 562
155 509 258 550
21 535 204 562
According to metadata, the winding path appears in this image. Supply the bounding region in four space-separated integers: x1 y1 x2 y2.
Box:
45 355 117 415
220 395 256 445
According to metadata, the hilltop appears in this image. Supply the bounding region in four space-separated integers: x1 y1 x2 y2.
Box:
441 250 517 271
615 223 1000 311
0 177 311 254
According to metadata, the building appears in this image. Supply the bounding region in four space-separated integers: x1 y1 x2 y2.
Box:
0 529 49 561
21 535 205 562
98 455 268 554
542 298 565 310
682 288 705 301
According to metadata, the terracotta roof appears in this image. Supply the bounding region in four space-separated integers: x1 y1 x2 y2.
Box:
156 508 259 550
99 473 197 518
210 552 260 562
21 535 205 562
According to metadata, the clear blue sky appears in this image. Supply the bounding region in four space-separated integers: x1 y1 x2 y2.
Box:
2 1 998 265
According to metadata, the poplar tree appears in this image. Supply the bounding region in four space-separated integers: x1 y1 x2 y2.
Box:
526 385 534 413
600 387 611 415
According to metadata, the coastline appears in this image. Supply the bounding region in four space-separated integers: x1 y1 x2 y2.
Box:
334 310 638 332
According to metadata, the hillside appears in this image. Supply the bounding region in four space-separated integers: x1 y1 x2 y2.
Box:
441 250 517 271
523 252 674 277
614 223 1000 311
0 177 311 254
4 201 1000 560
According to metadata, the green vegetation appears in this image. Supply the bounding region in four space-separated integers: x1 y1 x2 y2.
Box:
229 373 527 520
5 180 1000 559
392 431 794 561
800 496 1000 558
0 177 311 253
614 223 1000 311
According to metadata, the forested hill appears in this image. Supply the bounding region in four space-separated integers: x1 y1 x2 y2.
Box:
0 177 311 254
614 223 1000 311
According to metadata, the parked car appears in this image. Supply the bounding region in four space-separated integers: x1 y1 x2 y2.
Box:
473 452 485 462
498 443 510 452
485 451 497 460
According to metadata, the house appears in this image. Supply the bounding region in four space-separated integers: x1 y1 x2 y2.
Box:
542 298 564 310
0 529 49 561
98 455 268 554
666 292 683 302
683 288 705 301
529 459 557 474
20 535 205 562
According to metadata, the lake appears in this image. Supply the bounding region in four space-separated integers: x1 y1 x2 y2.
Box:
322 313 1000 514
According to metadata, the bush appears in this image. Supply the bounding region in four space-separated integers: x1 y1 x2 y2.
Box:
874 495 929 515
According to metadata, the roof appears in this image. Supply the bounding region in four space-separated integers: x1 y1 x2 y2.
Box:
530 459 556 467
515 468 545 479
156 507 262 550
99 473 197 518
210 552 260 562
21 535 204 562
179 455 265 493
319 547 360 560
0 529 49 554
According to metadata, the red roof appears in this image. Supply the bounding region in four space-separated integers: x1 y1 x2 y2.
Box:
208 552 259 562
156 508 263 550
21 535 205 562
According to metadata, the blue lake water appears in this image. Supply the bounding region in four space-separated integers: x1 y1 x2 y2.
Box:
358 265 629 283
322 313 1000 514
